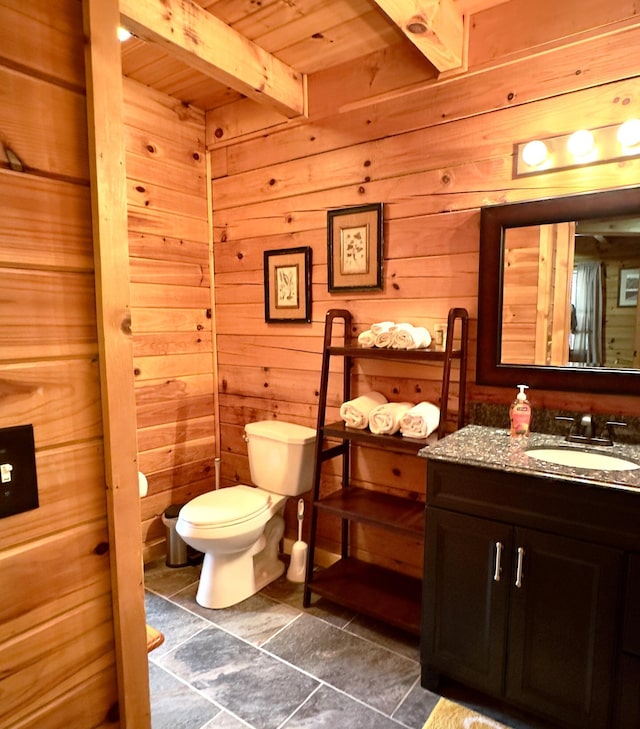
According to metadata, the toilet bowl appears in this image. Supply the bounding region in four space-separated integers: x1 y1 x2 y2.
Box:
176 420 316 609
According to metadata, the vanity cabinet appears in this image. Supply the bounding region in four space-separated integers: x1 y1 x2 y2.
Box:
303 308 469 635
616 553 640 726
421 458 639 729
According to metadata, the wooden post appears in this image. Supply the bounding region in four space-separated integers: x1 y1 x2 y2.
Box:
82 0 151 726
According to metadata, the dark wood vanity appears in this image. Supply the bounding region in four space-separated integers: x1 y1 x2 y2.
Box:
420 426 640 729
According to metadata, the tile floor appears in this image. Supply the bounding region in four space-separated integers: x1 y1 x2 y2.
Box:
145 559 543 729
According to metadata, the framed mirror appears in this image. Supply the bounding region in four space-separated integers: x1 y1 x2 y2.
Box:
477 185 640 395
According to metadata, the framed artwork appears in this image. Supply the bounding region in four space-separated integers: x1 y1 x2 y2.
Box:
327 203 383 292
264 246 312 323
618 268 639 307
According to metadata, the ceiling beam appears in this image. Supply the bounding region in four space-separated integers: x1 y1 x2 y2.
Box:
119 0 306 118
371 0 465 71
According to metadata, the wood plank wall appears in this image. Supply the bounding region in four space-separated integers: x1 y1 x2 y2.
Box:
207 7 640 576
0 1 119 726
123 78 216 561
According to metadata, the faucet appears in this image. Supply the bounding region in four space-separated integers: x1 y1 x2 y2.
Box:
580 414 595 440
556 414 627 446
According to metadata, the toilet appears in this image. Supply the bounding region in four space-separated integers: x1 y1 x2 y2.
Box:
176 420 316 609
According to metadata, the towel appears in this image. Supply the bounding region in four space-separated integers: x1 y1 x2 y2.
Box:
391 325 431 350
357 330 376 348
339 391 388 429
371 321 395 335
368 401 415 435
400 401 441 439
374 329 394 348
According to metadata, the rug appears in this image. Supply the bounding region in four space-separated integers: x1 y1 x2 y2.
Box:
423 697 512 729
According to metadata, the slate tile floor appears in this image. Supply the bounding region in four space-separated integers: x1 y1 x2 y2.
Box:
145 559 541 729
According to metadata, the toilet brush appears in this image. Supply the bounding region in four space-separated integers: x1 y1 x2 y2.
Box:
286 498 308 582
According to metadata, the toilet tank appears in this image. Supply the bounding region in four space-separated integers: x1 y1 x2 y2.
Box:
244 420 316 495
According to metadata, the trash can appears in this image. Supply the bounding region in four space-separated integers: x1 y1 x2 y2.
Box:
162 504 188 567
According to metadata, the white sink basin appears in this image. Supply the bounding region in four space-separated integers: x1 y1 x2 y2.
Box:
526 447 640 471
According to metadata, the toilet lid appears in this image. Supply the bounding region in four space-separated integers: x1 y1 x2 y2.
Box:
179 485 271 527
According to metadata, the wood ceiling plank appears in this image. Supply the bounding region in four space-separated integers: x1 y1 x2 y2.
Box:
120 0 307 117
250 0 374 54
276 9 404 75
371 0 464 71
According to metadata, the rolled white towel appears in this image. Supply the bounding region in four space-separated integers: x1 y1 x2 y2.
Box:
391 325 431 350
339 391 388 429
357 329 376 348
400 401 441 439
369 401 415 435
374 329 394 348
371 321 395 335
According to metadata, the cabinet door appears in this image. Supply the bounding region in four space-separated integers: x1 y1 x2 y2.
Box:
422 508 512 694
506 528 622 728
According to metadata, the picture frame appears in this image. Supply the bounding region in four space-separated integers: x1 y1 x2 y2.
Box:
327 203 383 292
618 267 639 307
264 246 312 323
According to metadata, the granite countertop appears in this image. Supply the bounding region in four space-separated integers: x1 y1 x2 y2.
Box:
419 424 640 494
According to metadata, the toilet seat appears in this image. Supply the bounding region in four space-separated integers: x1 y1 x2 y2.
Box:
179 485 271 528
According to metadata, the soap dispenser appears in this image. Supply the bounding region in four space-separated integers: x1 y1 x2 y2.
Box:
509 385 531 438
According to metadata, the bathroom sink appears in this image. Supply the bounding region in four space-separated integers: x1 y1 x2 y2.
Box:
526 447 640 471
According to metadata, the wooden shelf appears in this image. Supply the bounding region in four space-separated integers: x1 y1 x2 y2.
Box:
307 557 422 635
303 307 469 634
329 344 463 362
315 487 424 538
322 421 430 454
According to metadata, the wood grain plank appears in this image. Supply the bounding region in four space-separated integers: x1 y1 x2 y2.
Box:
0 358 103 446
0 172 93 270
0 66 89 180
0 268 98 358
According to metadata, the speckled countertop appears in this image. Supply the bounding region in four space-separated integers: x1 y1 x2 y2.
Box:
419 424 640 494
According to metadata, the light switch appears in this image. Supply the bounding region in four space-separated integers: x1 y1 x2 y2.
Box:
0 424 39 519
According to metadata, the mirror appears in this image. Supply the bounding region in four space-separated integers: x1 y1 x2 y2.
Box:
477 186 640 395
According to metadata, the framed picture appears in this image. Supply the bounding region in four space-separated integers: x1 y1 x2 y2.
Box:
327 203 383 292
264 246 312 323
618 267 639 307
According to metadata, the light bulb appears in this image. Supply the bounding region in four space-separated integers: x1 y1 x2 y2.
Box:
521 140 548 168
617 119 640 150
117 26 132 42
567 129 595 160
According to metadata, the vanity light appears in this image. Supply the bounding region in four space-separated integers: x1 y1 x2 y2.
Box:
617 118 640 151
521 140 548 168
515 119 640 177
567 129 595 161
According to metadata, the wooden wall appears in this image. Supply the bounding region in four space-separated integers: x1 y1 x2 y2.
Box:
123 78 217 561
0 1 120 726
208 3 640 575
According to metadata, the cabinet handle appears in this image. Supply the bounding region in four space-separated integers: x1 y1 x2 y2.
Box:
515 546 525 588
493 541 503 582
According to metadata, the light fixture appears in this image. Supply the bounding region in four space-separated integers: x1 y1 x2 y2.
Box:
566 129 595 161
617 118 640 150
117 26 132 42
514 119 640 177
521 140 548 169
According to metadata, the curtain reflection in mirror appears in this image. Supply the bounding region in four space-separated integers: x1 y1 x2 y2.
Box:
570 263 604 366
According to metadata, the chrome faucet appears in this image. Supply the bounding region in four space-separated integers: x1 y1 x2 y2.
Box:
580 414 595 440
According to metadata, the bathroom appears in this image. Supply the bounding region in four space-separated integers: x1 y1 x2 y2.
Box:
1 0 640 727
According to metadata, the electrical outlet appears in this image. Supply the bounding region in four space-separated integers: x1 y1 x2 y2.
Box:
0 424 39 519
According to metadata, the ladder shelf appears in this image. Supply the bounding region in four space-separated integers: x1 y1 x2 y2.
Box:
303 307 469 635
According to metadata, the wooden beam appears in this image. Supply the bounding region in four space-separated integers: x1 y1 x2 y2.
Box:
119 0 307 118
82 1 151 727
371 0 464 71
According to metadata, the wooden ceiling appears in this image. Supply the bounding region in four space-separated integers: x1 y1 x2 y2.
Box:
120 0 508 114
